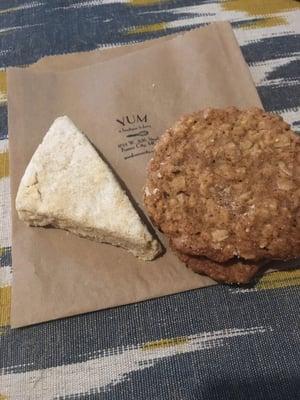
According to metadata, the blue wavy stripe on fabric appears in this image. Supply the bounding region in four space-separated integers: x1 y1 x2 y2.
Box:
0 247 11 267
64 338 300 400
0 106 8 140
267 59 300 82
55 0 219 11
241 35 300 65
231 18 265 29
257 84 300 112
0 0 298 69
1 284 299 374
0 0 205 68
0 0 217 14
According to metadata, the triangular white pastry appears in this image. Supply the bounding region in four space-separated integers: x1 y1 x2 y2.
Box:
16 116 161 260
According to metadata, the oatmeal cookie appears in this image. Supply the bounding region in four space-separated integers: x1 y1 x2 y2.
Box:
144 108 300 262
176 251 265 284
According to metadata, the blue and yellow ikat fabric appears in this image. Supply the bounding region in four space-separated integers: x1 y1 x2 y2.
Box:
0 0 300 399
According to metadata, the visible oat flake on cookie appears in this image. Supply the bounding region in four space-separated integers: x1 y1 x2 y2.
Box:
144 107 300 264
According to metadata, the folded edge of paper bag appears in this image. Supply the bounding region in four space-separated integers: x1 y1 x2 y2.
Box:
29 21 259 103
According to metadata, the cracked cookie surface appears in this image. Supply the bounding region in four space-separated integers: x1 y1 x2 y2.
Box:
144 107 300 263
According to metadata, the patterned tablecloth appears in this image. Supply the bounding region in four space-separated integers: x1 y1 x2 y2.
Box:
0 1 300 399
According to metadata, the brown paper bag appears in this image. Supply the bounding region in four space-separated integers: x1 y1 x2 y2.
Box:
8 22 262 327
32 31 175 72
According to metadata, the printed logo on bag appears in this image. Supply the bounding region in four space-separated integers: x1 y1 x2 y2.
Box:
116 113 159 160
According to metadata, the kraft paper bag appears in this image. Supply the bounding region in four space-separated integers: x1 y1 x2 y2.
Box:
8 22 262 327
